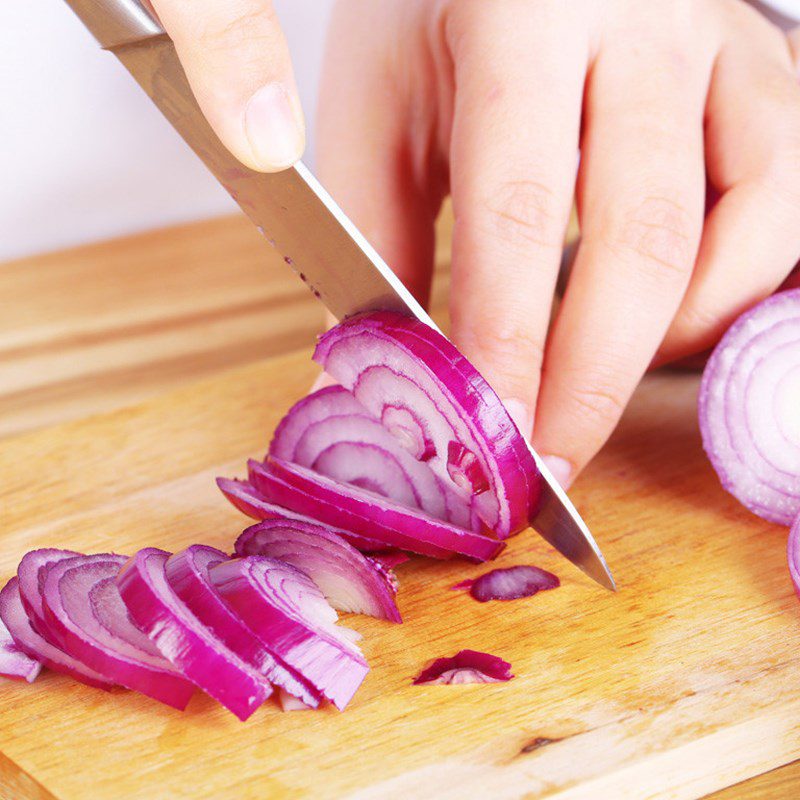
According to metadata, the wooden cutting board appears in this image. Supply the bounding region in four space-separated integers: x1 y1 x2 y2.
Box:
1 343 798 800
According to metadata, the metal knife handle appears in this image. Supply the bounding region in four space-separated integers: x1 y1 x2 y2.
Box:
64 0 163 49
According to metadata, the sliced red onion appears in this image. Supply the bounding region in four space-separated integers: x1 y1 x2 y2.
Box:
789 514 800 599
271 388 471 527
368 551 409 571
314 312 540 537
164 545 320 707
452 565 560 602
0 577 112 689
447 441 490 495
17 548 80 631
413 650 514 685
234 520 401 622
699 289 800 525
209 557 369 710
116 548 272 720
381 404 435 461
217 477 388 552
40 553 195 709
250 458 505 562
0 611 41 683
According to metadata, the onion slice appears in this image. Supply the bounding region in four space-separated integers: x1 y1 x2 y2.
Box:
17 548 80 632
0 611 41 683
788 514 800 599
164 545 320 707
116 548 271 721
314 311 540 537
40 553 195 709
0 577 112 689
413 649 514 685
209 557 369 710
234 520 402 622
699 289 800 525
250 458 504 562
452 565 560 602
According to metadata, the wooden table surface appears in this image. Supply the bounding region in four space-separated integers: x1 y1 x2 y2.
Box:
1 211 797 799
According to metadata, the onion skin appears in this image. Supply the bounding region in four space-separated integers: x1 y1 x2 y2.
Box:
413 650 514 685
209 557 369 711
250 458 505 562
217 477 388 552
0 577 112 690
699 289 800 525
789 514 800 600
164 545 320 707
314 311 540 537
117 548 271 721
41 554 195 710
234 520 402 622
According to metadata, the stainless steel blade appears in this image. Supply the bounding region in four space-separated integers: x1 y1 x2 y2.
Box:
64 0 615 590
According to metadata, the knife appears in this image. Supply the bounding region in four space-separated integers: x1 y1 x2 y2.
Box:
64 0 615 590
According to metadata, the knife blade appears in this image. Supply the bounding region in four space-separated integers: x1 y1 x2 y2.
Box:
64 0 615 590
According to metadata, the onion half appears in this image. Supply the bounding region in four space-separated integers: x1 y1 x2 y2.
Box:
164 545 320 707
699 289 800 524
40 553 194 709
250 458 504 561
314 312 540 537
413 650 514 685
234 520 402 622
0 577 112 689
116 548 271 721
209 557 369 710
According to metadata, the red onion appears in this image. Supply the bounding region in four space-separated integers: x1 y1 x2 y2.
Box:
209 556 369 710
413 650 514 685
249 457 505 561
0 577 112 689
789 514 800 599
234 520 402 622
116 548 272 721
452 565 560 602
314 311 540 537
0 611 41 683
368 551 409 571
17 548 80 632
270 387 471 528
164 545 320 707
40 553 195 709
699 289 800 525
217 477 388 552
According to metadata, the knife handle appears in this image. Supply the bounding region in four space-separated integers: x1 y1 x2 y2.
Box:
64 0 164 49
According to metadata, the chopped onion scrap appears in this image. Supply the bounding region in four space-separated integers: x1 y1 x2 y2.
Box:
699 289 800 525
413 650 514 685
452 565 560 602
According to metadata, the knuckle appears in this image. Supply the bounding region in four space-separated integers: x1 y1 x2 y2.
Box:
198 4 278 51
480 179 564 254
565 380 627 428
603 195 695 279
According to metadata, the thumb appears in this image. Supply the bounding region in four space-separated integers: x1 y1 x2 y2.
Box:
152 0 305 172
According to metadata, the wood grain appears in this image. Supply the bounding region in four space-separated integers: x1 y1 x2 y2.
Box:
0 351 798 800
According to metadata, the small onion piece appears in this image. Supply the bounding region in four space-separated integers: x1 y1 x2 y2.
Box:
234 520 402 622
0 610 41 683
452 565 560 602
413 650 514 685
217 477 388 553
164 545 320 707
117 548 271 721
40 554 195 709
789 514 800 600
699 289 800 524
250 458 505 561
0 577 112 689
314 311 541 537
209 557 369 710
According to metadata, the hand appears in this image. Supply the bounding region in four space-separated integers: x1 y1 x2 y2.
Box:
316 0 800 487
150 0 304 171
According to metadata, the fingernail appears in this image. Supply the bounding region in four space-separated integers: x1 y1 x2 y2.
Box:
542 455 572 489
502 398 534 440
244 83 304 170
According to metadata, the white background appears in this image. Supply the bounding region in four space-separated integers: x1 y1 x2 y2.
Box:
0 0 333 260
